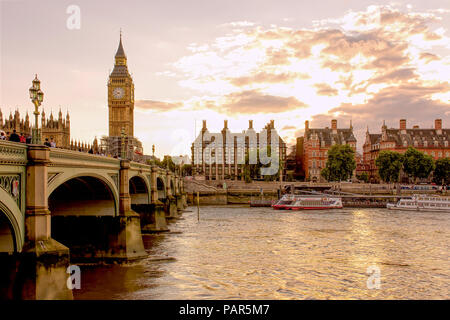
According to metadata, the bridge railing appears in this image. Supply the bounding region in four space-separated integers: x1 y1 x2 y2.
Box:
0 140 28 165
0 141 182 179
129 161 151 173
49 147 121 169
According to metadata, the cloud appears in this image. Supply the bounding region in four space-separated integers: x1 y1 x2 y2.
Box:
220 21 256 28
319 83 450 148
263 48 292 66
165 4 450 153
135 100 183 112
371 68 417 84
221 90 307 114
330 84 450 120
419 52 440 63
228 71 302 86
314 83 339 96
282 125 297 131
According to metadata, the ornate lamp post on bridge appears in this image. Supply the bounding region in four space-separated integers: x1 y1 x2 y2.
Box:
29 75 44 144
152 144 156 165
179 154 184 177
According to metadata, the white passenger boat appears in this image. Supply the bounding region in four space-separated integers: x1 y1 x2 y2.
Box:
272 195 342 210
272 194 296 210
387 195 450 212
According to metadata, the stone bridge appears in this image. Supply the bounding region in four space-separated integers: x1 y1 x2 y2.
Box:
0 141 187 299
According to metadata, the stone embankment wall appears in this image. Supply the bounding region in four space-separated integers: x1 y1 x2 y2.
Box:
184 179 447 205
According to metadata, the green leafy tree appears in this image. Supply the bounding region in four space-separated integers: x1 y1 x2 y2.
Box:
320 167 330 181
321 144 356 182
375 151 404 183
356 172 369 183
147 157 162 167
161 155 176 172
181 164 192 176
433 157 450 185
403 147 435 183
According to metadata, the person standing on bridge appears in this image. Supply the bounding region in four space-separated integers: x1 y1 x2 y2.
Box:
44 138 51 147
8 130 20 142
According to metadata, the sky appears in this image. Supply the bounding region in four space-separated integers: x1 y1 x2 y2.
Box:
1 0 449 158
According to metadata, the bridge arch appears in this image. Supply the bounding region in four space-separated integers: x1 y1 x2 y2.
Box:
157 176 166 200
129 175 150 205
0 189 23 252
48 175 118 216
48 172 119 216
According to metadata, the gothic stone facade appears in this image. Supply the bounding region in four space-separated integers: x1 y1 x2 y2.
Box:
0 108 70 148
104 34 144 159
108 34 135 138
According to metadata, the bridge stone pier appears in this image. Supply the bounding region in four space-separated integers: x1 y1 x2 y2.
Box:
0 141 186 299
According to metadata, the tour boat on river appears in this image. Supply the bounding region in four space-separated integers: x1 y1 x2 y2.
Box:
387 195 450 212
272 194 343 210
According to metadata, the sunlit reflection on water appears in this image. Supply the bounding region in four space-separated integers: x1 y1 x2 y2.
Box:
74 206 450 300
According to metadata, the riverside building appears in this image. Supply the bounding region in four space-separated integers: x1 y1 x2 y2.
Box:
363 119 450 182
302 119 357 182
191 119 287 181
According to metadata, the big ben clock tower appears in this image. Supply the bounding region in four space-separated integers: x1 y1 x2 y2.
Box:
108 33 135 137
104 33 143 159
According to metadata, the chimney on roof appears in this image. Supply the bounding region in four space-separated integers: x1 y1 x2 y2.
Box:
202 120 207 132
331 119 337 130
305 120 309 132
413 125 419 129
270 120 274 129
224 120 228 129
400 119 406 130
249 120 253 129
435 119 442 134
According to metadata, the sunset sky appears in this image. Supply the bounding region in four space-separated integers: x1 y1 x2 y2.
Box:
1 0 449 158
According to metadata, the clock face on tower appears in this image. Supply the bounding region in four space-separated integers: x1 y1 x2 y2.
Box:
113 87 125 99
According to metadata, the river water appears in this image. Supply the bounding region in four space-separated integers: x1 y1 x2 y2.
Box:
73 206 449 300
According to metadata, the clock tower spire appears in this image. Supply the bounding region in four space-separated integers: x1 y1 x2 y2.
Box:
108 32 134 137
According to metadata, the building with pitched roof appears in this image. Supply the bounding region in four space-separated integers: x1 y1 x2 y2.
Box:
363 119 450 182
303 119 357 182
